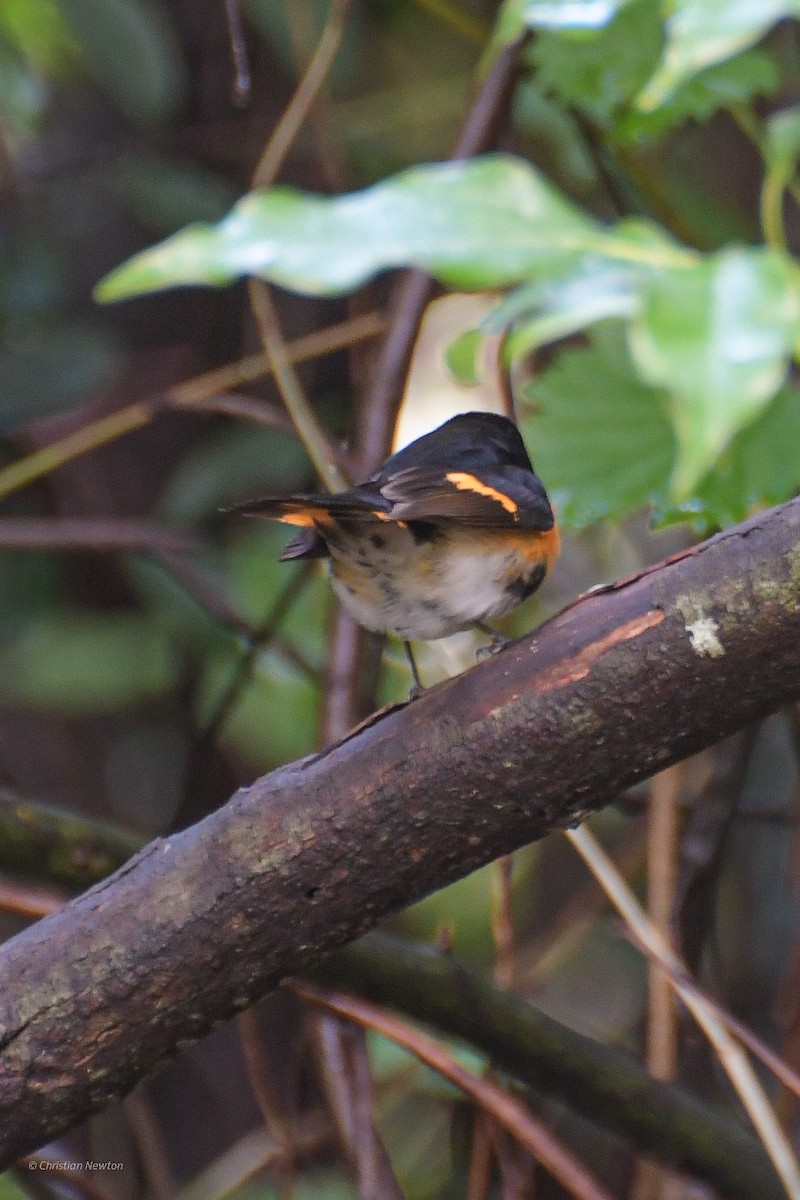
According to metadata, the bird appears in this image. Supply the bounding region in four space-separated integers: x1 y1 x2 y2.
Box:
230 411 559 692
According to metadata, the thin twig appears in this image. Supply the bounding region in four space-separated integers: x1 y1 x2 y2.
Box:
0 517 198 554
623 920 800 1104
236 1007 295 1161
491 855 516 990
408 0 489 45
247 281 348 493
123 1088 177 1200
0 313 383 502
630 765 684 1200
565 823 800 1200
178 1119 333 1200
307 1008 405 1200
223 0 251 105
251 0 354 191
0 876 65 919
320 604 367 743
355 33 527 473
293 979 616 1200
246 0 356 494
645 765 683 1082
466 1110 495 1200
171 562 316 832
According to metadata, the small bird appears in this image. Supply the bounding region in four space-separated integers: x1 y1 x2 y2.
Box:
232 411 559 691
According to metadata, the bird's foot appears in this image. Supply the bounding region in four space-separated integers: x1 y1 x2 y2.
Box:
475 625 511 662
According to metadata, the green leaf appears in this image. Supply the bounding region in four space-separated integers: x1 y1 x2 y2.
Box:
0 1169 38 1200
54 0 186 123
444 328 483 385
0 613 182 713
95 155 598 300
764 105 800 176
521 328 675 527
637 0 800 112
0 34 49 136
618 49 780 141
627 246 800 497
0 0 75 77
485 258 643 360
527 0 663 125
491 0 635 54
693 384 800 528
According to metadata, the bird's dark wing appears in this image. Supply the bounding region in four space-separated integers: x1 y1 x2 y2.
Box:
225 486 394 562
278 527 329 560
379 465 554 530
226 484 390 525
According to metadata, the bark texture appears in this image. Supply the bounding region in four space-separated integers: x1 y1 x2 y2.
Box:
2 499 800 1162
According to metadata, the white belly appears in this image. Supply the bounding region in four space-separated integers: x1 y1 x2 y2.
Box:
328 524 543 640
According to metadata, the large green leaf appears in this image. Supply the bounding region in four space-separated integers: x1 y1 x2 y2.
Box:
637 0 800 111
627 246 800 497
95 156 598 300
521 329 675 527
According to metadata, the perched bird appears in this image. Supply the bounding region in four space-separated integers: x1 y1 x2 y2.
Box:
232 411 559 691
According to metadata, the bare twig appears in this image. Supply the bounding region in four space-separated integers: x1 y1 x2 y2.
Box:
247 281 348 493
294 980 616 1200
466 1111 495 1200
223 0 251 105
123 1088 177 1200
0 876 64 919
237 1008 295 1161
491 855 516 990
0 517 198 554
565 823 800 1200
308 1009 405 1200
354 33 527 473
0 313 383 502
644 765 683 1082
251 0 354 190
246 0 356 495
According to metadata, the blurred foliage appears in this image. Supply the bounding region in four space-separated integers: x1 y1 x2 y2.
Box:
1 0 800 1197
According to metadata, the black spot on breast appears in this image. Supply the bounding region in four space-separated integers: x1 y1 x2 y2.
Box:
506 561 546 603
378 576 400 603
407 520 441 545
370 533 386 550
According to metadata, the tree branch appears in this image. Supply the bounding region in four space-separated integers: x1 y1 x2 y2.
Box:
2 498 800 1162
312 933 784 1200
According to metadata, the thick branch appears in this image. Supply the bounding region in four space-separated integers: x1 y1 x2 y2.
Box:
1 500 800 1161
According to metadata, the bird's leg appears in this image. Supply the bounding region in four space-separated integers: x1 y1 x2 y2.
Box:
474 621 510 661
403 640 424 699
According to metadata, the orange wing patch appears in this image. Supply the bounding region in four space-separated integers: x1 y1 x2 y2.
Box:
445 472 519 519
273 506 333 528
